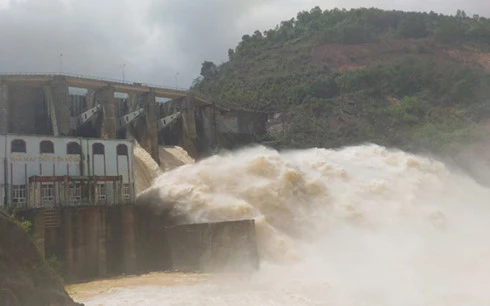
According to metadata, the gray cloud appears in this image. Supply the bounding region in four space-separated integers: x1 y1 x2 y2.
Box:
0 0 488 89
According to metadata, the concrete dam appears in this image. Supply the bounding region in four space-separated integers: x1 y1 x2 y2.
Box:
0 73 267 282
0 73 269 161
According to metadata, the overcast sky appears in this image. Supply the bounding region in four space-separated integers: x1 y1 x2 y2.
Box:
0 0 488 89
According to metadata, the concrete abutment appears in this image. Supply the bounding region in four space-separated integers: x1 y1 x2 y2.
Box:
20 205 259 283
21 206 138 283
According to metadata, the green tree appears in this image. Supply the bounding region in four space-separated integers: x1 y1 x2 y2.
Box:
433 18 463 43
200 61 218 79
398 14 429 38
192 7 490 153
228 48 235 60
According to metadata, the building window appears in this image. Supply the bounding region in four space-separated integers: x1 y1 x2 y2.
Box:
122 184 131 200
96 184 106 201
117 144 128 156
67 142 81 155
41 183 55 205
69 183 82 203
11 139 26 153
40 140 54 154
93 143 105 155
11 185 26 204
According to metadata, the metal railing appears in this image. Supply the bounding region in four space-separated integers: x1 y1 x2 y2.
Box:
0 72 189 92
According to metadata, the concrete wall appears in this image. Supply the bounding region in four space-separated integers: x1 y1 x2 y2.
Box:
236 111 268 135
8 85 49 135
216 114 239 134
165 220 259 273
134 206 173 273
21 206 259 282
21 206 137 282
4 81 116 139
215 110 268 136
134 207 259 274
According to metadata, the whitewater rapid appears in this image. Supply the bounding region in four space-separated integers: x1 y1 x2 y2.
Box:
80 144 490 305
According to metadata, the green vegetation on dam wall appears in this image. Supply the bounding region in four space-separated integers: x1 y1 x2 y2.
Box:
193 7 490 154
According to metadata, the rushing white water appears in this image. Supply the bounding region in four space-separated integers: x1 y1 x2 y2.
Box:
82 144 490 305
133 143 195 195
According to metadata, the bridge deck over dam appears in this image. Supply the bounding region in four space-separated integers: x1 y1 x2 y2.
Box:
0 73 188 99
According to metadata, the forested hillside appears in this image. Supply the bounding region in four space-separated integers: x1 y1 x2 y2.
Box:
192 7 490 153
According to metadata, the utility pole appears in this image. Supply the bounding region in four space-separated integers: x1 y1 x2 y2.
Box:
175 72 179 89
59 53 63 73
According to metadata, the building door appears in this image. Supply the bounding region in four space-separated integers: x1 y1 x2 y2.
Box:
116 143 131 201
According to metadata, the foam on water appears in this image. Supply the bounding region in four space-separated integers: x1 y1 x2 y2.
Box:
82 144 490 305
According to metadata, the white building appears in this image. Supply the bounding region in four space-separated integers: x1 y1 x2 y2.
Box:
0 134 135 210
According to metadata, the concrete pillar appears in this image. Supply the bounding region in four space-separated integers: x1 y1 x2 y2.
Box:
138 92 159 162
122 207 137 274
127 91 138 110
86 89 95 108
182 96 197 139
51 80 71 135
181 96 198 157
0 82 9 134
98 87 116 139
43 86 59 136
203 107 218 148
146 92 159 162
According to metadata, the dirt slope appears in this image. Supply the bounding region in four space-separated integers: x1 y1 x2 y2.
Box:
0 212 82 306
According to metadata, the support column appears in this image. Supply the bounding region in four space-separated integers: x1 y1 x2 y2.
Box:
0 82 9 134
140 92 159 162
181 96 198 157
86 89 95 109
43 86 59 136
51 79 70 135
127 91 138 111
98 87 116 139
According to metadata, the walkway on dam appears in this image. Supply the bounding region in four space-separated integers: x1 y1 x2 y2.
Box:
0 73 189 99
